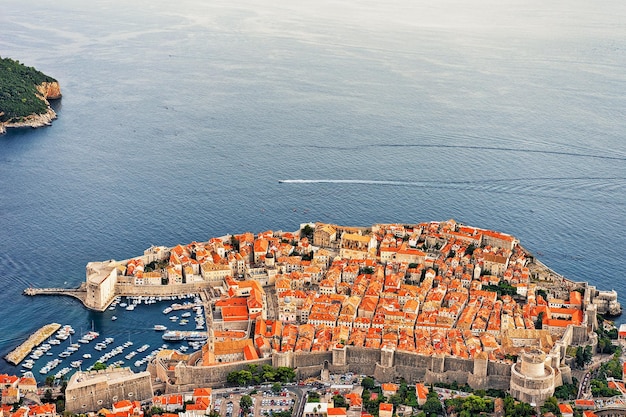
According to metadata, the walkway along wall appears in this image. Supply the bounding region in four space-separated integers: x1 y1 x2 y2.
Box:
167 345 527 392
170 358 272 392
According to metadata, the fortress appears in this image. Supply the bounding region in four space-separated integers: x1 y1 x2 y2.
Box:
56 221 620 407
151 315 590 408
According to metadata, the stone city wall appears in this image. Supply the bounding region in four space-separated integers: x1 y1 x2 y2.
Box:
66 371 153 413
167 346 521 391
171 358 272 391
293 351 332 368
444 357 475 374
116 281 212 297
488 360 513 377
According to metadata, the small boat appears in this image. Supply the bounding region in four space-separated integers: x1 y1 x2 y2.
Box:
83 353 92 359
112 316 117 321
163 307 173 314
181 312 191 318
125 304 135 311
169 316 178 321
119 303 127 308
154 325 167 331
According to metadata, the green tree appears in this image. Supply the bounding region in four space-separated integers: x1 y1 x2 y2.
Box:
275 366 296 382
332 395 347 408
583 345 593 364
227 370 253 386
45 375 55 387
511 402 535 417
43 389 53 402
239 395 253 413
540 397 560 416
575 346 585 368
536 289 548 301
149 406 164 416
308 391 320 402
301 225 314 239
272 382 282 394
461 395 488 414
423 392 443 416
535 312 544 329
362 377 376 390
92 361 107 371
554 380 579 400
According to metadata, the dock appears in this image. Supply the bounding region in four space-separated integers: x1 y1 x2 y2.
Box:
4 323 62 365
23 285 87 304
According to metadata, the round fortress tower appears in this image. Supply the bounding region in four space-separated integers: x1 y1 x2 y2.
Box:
509 348 555 406
520 349 547 378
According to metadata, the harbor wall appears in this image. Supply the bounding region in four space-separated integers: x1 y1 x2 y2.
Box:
65 369 153 413
115 282 213 297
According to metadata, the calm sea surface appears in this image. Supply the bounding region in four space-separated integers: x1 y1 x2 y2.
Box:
1 0 625 380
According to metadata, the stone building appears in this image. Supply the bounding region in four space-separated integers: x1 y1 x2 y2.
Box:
85 260 118 311
65 368 153 413
509 349 555 406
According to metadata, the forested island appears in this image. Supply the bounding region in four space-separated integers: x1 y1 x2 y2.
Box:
0 57 61 134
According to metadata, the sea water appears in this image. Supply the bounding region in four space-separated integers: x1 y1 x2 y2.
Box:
0 0 625 379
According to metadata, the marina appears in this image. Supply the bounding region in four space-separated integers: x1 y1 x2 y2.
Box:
3 294 208 382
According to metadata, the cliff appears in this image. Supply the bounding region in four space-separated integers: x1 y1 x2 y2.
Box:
0 57 62 135
0 81 62 135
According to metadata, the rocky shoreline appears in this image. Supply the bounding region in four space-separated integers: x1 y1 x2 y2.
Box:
0 81 62 135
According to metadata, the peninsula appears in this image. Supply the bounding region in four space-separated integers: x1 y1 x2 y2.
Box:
26 220 622 409
0 57 61 135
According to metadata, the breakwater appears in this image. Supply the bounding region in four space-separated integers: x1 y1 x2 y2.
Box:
4 323 61 365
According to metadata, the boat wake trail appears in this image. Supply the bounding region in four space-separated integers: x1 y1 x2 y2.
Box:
279 179 423 186
278 177 626 206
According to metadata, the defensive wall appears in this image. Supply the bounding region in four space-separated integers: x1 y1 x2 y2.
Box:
166 345 519 392
168 357 272 392
65 368 153 413
115 281 213 298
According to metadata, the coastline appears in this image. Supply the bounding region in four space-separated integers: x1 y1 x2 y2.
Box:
0 81 61 135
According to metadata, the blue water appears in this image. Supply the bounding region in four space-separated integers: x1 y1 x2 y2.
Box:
1 0 625 380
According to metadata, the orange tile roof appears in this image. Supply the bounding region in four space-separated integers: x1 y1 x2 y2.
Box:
415 383 429 399
379 403 393 412
193 388 212 398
